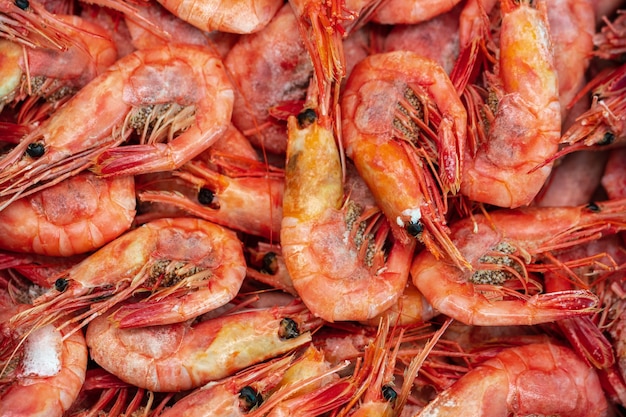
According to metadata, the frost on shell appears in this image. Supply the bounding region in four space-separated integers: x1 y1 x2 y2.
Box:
20 324 62 378
396 208 422 227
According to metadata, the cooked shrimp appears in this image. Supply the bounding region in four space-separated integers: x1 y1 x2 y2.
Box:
0 251 85 288
372 0 463 24
281 108 415 322
9 217 246 332
245 242 297 295
341 50 468 268
0 43 233 209
85 303 318 392
360 281 437 327
0 172 135 257
415 341 609 417
602 147 626 200
594 9 626 60
409 201 626 326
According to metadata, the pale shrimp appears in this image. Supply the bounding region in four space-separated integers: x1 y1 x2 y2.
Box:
137 155 284 240
602 147 626 200
0 14 118 115
371 0 463 24
156 0 283 34
0 172 135 257
459 0 561 208
415 341 609 417
85 303 318 392
409 200 626 326
9 217 246 332
224 3 313 155
0 43 234 209
281 108 416 322
341 50 468 268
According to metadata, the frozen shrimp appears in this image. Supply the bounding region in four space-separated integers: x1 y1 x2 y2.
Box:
415 341 609 417
0 172 135 257
372 0 462 24
0 43 233 209
409 200 626 326
281 108 415 322
86 303 318 392
460 0 562 208
341 50 468 268
9 217 246 332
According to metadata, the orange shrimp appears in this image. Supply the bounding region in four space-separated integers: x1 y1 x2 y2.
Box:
0 43 233 209
281 108 415 322
415 341 609 417
341 50 468 268
460 0 562 208
0 172 135 257
9 217 246 332
409 201 626 326
85 303 318 392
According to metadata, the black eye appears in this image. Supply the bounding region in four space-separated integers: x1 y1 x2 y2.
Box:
197 188 215 205
26 142 45 158
54 278 68 292
239 386 261 410
278 318 300 340
297 108 317 128
382 384 397 402
260 252 278 275
406 220 424 237
586 202 601 212
599 131 615 146
15 0 29 9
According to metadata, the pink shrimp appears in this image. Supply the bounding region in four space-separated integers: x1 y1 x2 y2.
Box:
245 242 297 295
0 172 135 257
341 50 468 268
281 108 416 322
415 341 609 417
409 200 626 326
0 43 233 209
371 0 463 24
85 303 318 392
9 217 247 332
602 147 626 200
594 9 626 60
0 251 86 288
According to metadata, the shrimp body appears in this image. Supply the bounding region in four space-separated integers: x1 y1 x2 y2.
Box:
602 147 626 200
409 201 626 326
415 342 609 417
372 0 462 24
10 217 246 331
0 172 135 257
460 0 561 208
0 43 233 208
341 50 468 268
281 111 415 322
85 304 316 392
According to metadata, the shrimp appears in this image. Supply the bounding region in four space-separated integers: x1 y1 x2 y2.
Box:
280 108 415 322
459 0 561 208
245 242 297 295
415 341 609 417
0 43 234 209
409 200 626 326
155 0 283 34
0 251 86 288
594 9 626 60
341 50 468 268
9 217 247 332
85 303 318 392
602 147 626 200
371 0 463 24
0 172 135 257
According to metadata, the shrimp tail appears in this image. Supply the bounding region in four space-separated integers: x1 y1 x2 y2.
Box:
92 143 184 177
556 316 615 369
529 289 599 321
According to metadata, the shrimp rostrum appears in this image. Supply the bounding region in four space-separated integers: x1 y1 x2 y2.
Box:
0 43 234 210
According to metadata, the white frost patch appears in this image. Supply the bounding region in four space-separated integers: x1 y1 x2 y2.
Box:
21 324 62 377
396 216 405 228
402 208 422 224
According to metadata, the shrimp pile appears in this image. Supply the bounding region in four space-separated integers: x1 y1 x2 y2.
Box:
2 0 626 415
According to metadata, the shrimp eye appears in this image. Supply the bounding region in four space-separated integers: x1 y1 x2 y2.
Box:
586 202 601 212
278 318 300 339
239 386 262 410
599 131 615 146
406 220 424 237
260 252 278 275
14 0 29 9
297 108 317 128
54 278 68 292
26 142 45 158
197 188 215 205
382 384 397 402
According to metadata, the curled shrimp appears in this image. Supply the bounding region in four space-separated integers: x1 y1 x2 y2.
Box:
415 341 609 417
85 303 318 392
341 50 468 268
9 217 246 332
0 43 233 209
409 200 626 326
0 172 135 257
281 108 415 322
460 0 561 208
